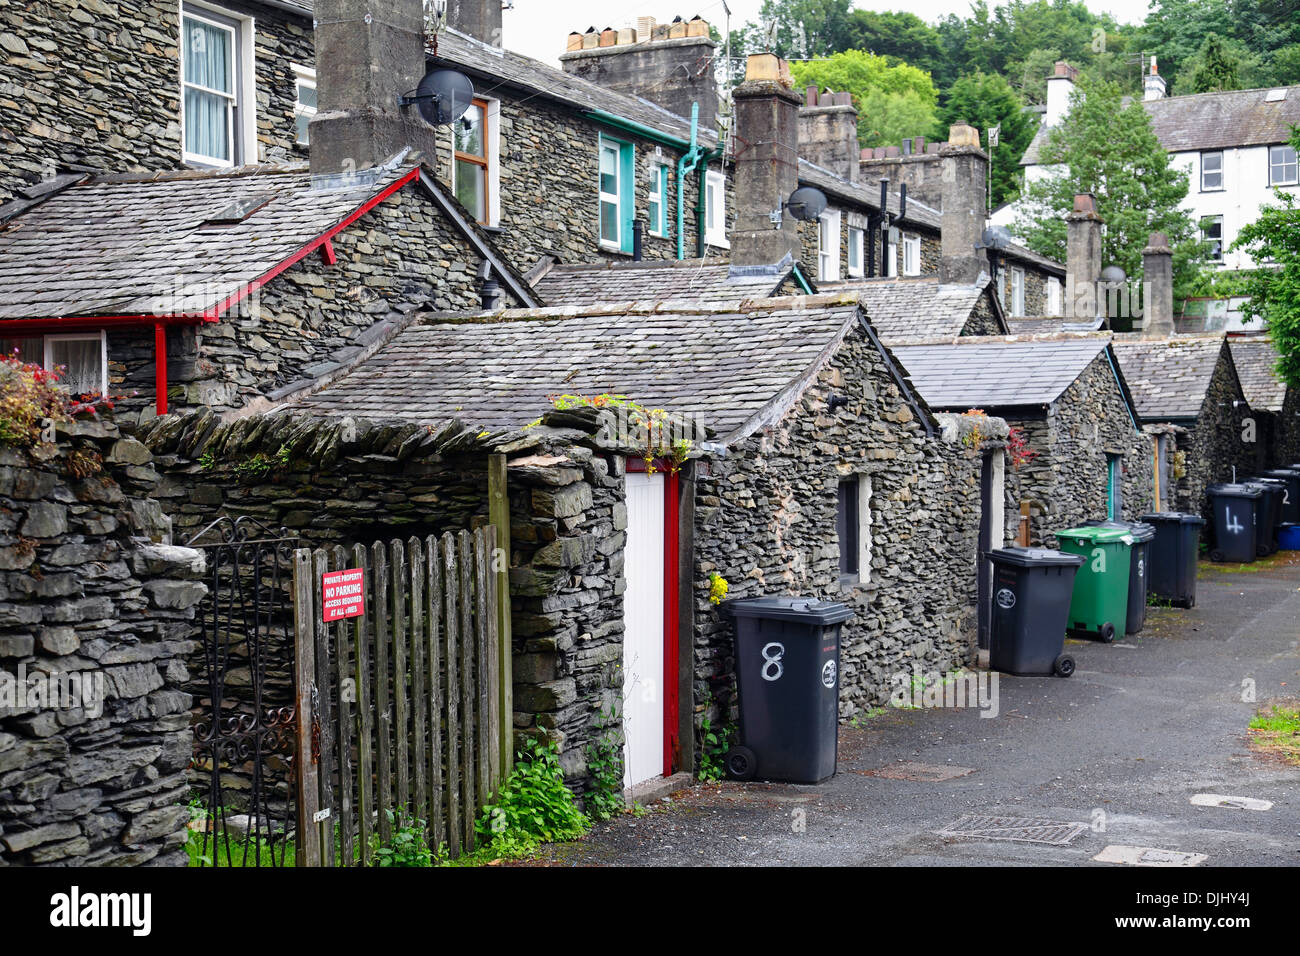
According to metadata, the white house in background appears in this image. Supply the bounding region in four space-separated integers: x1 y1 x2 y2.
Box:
995 58 1300 274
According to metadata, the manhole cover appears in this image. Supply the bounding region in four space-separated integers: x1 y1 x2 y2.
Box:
936 814 1089 846
859 762 976 782
1093 845 1207 867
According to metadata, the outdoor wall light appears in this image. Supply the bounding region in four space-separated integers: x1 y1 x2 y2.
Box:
828 394 850 412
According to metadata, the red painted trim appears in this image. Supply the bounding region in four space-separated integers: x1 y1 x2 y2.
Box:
208 166 420 319
0 314 205 334
320 238 338 266
154 323 168 416
662 469 680 777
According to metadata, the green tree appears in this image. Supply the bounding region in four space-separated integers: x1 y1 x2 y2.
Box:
747 0 856 60
1267 43 1300 85
844 10 943 76
1184 35 1250 93
939 71 1035 207
790 50 939 149
1013 74 1205 298
1232 128 1300 388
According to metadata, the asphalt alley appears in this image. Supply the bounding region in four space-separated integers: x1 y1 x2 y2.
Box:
533 554 1300 867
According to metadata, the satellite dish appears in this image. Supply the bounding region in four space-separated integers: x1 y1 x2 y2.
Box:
785 187 827 222
981 225 1011 250
409 69 475 126
1100 264 1127 283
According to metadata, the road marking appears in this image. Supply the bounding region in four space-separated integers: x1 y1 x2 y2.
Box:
1190 793 1272 811
1093 845 1208 866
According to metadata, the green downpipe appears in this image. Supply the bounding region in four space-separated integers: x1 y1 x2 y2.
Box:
677 103 702 261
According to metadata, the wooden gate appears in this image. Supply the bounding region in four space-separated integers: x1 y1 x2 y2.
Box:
292 527 510 865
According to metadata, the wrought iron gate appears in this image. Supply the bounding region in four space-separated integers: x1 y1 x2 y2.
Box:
186 515 300 867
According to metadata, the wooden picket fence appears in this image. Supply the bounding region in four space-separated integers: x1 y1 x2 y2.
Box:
292 526 510 865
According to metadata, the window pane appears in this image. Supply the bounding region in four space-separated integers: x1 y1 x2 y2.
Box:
184 86 231 161
454 159 486 222
183 17 232 92
455 104 484 157
600 198 619 244
49 339 102 396
600 143 618 196
297 84 317 111
837 478 858 575
295 111 311 146
0 338 41 364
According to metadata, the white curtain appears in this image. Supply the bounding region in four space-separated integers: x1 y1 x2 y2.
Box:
183 17 233 161
49 339 103 396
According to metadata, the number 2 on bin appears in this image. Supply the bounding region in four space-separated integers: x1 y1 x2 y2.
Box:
761 642 785 682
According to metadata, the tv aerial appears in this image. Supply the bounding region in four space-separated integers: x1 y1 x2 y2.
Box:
399 68 475 126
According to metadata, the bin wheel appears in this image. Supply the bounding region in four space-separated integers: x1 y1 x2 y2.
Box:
1054 654 1076 678
1256 544 1269 557
724 746 757 781
1099 622 1116 643
1210 549 1225 562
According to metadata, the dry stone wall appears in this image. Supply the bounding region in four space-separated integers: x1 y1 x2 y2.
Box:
0 417 205 866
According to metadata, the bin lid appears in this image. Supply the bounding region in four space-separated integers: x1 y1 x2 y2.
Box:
1246 477 1286 488
725 595 853 625
988 546 1085 568
1082 519 1155 542
1206 483 1263 499
1056 526 1134 545
1260 469 1300 479
1140 512 1206 526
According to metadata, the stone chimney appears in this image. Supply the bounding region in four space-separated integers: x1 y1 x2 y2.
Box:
1045 60 1077 126
310 0 438 175
447 0 502 47
798 87 858 183
1141 232 1174 338
560 16 717 125
939 123 988 285
859 138 943 208
1144 54 1167 101
1065 193 1103 319
730 53 801 267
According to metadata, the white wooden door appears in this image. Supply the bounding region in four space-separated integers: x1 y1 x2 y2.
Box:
622 472 664 789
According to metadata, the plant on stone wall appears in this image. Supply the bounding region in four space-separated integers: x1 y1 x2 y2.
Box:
0 354 117 447
200 444 294 481
63 448 103 478
474 737 589 848
583 707 625 822
960 408 991 452
1173 450 1188 480
549 393 692 474
708 571 729 606
1005 426 1038 471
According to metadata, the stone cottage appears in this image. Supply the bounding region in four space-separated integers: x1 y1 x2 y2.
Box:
1229 337 1287 471
1111 335 1255 522
201 292 1005 797
891 335 1153 547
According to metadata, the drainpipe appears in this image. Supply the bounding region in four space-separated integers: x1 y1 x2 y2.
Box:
676 103 702 260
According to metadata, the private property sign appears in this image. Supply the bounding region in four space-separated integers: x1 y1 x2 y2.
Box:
321 568 365 622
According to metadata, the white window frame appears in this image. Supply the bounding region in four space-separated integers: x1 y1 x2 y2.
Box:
1046 276 1062 316
1200 150 1223 191
886 226 899 277
704 169 728 248
451 96 500 228
180 2 257 168
41 332 109 396
847 226 865 278
647 162 670 237
1010 266 1025 316
1203 215 1224 262
818 210 841 281
857 476 873 586
902 235 921 276
1269 144 1298 186
292 63 315 147
598 137 624 251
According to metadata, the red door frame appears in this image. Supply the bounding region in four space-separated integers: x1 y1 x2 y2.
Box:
625 458 681 777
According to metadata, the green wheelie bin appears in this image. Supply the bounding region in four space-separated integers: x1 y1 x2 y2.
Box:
1054 525 1134 643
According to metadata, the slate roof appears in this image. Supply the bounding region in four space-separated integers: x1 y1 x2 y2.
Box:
1022 84 1300 164
0 160 413 319
1005 316 1106 335
798 160 940 231
818 276 1000 343
431 29 714 147
288 296 896 440
1229 337 1285 412
890 338 1112 410
1111 336 1228 421
531 257 800 306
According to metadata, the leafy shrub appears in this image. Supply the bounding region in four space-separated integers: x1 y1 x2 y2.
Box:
373 810 434 867
0 353 118 447
584 708 625 821
473 738 589 851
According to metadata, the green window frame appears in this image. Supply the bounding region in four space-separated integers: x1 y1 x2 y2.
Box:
598 134 634 253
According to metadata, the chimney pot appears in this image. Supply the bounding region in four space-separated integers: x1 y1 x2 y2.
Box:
805 84 818 107
687 16 709 37
567 31 582 51
947 123 981 149
599 27 617 47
